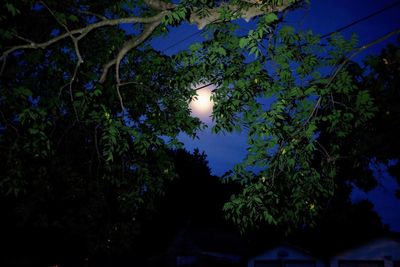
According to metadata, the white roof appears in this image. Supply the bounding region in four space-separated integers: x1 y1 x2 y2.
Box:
332 238 400 260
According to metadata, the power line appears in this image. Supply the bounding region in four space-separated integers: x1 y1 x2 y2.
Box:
161 28 206 53
320 0 400 39
160 1 400 53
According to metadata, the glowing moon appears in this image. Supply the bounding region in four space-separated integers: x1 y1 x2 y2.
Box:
189 84 214 120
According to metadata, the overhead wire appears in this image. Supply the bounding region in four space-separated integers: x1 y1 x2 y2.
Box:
160 0 400 54
160 1 400 90
320 0 400 39
161 28 206 53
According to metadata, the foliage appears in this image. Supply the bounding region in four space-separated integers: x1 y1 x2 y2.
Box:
220 34 400 232
176 20 381 231
0 0 201 257
360 41 400 193
0 0 398 247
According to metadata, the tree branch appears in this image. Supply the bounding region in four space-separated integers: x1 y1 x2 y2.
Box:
41 0 83 120
328 27 400 88
99 59 117 84
78 10 107 21
114 20 162 110
303 27 400 125
190 0 294 29
0 0 297 95
0 11 168 75
144 0 176 10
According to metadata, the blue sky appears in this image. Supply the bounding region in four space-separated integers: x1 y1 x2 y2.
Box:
151 0 400 231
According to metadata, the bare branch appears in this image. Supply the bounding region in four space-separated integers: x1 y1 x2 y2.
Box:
303 27 400 125
0 11 168 67
114 20 162 110
316 140 331 161
78 10 107 20
40 0 84 121
115 21 161 84
99 59 117 84
69 38 84 101
0 0 297 94
13 34 35 44
0 56 6 75
303 96 322 126
1 0 296 77
328 27 400 89
40 1 69 33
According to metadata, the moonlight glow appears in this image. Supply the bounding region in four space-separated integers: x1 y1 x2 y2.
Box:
189 84 214 120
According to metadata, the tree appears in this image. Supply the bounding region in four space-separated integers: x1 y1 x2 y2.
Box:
360 41 400 196
0 0 399 241
139 149 239 262
0 0 299 237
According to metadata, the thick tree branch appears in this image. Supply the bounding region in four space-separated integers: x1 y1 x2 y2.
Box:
114 21 162 110
0 0 296 93
144 0 176 10
190 0 294 29
99 59 117 84
0 11 167 74
1 0 296 75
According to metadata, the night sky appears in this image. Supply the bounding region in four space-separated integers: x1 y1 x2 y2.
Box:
151 1 400 231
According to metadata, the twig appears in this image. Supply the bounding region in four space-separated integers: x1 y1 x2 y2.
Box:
0 11 168 71
79 10 107 21
69 38 84 94
41 0 83 120
40 1 69 32
331 100 356 111
327 28 400 89
0 56 6 75
330 93 336 109
119 81 139 87
13 34 35 44
303 27 400 125
303 96 322 126
94 125 102 161
316 140 331 161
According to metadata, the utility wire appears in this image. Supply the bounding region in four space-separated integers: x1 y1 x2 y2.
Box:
161 1 400 54
320 0 400 39
162 29 206 53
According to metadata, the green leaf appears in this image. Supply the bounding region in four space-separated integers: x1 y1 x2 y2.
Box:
264 13 278 24
68 14 79 22
5 3 20 16
15 87 32 97
239 38 248 49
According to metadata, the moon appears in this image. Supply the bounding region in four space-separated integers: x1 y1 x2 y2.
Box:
189 84 214 121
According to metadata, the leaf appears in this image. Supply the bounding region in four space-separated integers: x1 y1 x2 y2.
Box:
68 14 79 22
239 38 248 49
75 91 84 98
5 3 20 16
15 87 32 97
264 13 278 24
